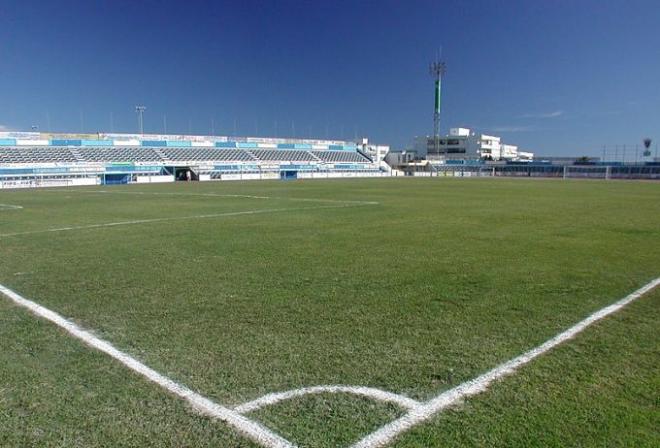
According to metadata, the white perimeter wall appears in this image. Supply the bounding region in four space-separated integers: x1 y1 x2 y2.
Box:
135 175 175 183
0 177 100 189
0 171 388 189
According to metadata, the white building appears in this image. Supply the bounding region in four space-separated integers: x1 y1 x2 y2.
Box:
357 138 390 162
414 128 533 161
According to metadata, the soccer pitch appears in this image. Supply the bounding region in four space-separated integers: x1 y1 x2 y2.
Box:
1 178 658 447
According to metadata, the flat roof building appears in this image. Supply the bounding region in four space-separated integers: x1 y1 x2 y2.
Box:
414 128 533 162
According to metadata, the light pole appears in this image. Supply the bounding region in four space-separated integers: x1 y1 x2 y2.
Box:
135 106 146 135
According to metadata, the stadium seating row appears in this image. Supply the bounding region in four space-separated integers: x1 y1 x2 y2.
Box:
0 146 372 165
159 147 254 162
312 150 370 163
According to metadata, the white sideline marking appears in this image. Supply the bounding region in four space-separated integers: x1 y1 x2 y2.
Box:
350 277 660 448
0 203 23 210
0 203 371 238
0 284 295 448
234 385 421 414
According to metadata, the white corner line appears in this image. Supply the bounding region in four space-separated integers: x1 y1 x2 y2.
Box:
234 385 421 414
0 202 373 238
0 284 295 448
351 276 660 448
3 277 656 448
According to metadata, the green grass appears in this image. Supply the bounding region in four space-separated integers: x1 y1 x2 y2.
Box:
0 178 658 447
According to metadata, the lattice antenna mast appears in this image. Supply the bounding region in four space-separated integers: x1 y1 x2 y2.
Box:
135 106 147 135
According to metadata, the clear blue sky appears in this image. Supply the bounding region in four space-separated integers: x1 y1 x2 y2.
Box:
1 0 659 155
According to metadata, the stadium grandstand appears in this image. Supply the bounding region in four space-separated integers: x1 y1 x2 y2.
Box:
0 131 387 188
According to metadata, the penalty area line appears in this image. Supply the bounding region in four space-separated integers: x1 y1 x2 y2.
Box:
48 189 379 205
0 203 23 210
0 284 295 448
351 276 660 448
0 202 375 238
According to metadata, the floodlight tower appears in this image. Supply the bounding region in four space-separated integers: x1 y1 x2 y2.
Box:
643 138 652 157
429 57 446 155
135 105 147 134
